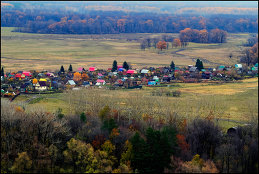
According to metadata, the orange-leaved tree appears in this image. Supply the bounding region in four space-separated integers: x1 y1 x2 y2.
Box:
73 72 81 82
157 41 167 51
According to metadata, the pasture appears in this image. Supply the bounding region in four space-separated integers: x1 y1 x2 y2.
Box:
1 27 252 71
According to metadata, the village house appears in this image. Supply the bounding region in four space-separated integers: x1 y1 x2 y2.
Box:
35 81 47 91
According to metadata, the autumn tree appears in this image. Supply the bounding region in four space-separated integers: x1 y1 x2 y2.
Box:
81 73 89 81
172 38 181 48
157 41 167 51
120 140 133 167
10 152 33 173
73 72 81 82
209 29 227 43
186 119 221 159
199 29 209 43
112 60 118 72
175 154 219 173
63 138 97 173
48 144 58 173
250 43 258 65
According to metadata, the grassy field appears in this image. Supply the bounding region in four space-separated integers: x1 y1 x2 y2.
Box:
12 78 258 132
1 27 252 71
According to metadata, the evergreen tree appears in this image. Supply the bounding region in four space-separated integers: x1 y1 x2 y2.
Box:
170 61 175 71
1 67 4 76
130 127 176 173
112 60 117 72
200 61 204 70
195 59 200 69
60 65 65 73
195 59 204 71
130 132 147 173
123 61 129 70
80 112 86 123
68 64 73 72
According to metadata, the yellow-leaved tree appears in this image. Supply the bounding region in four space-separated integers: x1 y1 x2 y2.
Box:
10 152 32 173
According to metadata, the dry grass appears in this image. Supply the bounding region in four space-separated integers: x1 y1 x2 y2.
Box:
179 78 258 95
12 78 258 129
1 27 252 71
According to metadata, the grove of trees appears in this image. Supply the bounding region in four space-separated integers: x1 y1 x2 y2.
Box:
180 28 228 43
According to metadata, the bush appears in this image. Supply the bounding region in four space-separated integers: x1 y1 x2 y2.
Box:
172 90 181 97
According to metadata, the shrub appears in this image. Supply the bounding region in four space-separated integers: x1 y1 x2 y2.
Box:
172 90 181 97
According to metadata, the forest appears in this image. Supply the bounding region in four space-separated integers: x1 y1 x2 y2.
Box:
1 89 258 173
1 8 258 34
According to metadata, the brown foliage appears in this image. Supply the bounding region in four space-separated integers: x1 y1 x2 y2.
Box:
172 38 181 48
176 134 190 152
157 41 167 51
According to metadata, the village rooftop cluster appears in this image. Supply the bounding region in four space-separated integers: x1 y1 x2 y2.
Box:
1 61 258 100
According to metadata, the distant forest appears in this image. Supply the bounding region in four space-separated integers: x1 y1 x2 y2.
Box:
1 8 258 34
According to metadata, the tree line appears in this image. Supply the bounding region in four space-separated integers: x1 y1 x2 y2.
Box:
1 8 258 34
